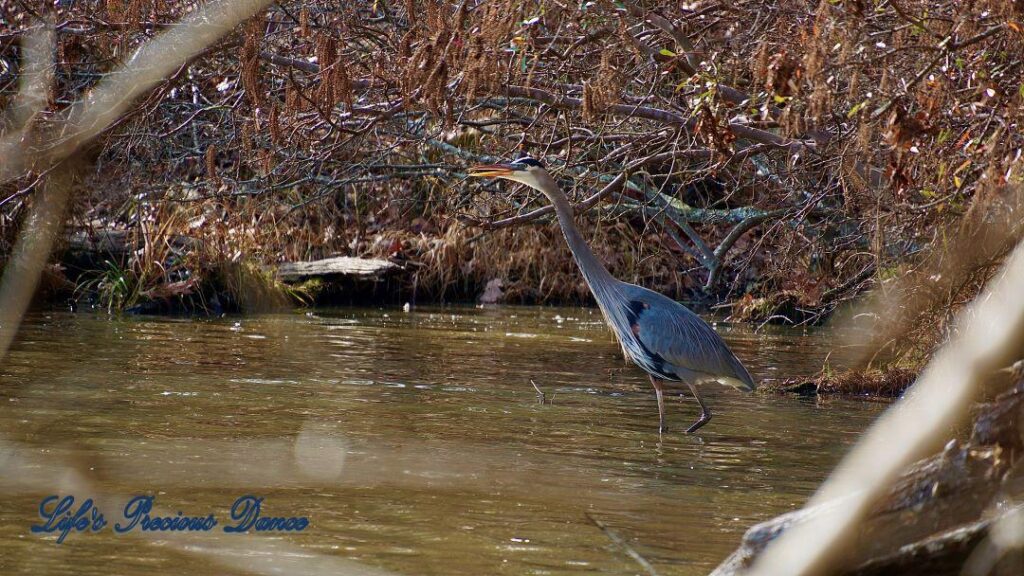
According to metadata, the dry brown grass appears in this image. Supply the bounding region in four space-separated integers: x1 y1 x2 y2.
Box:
359 211 693 304
763 367 918 398
837 184 1024 368
4 0 1024 317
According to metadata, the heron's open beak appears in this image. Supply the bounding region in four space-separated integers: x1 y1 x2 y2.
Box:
466 163 520 178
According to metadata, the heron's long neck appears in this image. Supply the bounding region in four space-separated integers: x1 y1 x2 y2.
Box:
542 182 619 300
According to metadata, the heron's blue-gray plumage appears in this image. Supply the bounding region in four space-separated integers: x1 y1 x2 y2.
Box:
609 282 756 391
530 170 755 391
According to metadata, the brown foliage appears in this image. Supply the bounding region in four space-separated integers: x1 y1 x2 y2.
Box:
1 0 1023 320
764 367 918 398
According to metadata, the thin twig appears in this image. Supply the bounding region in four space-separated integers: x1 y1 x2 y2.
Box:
585 513 661 576
529 378 547 404
871 23 1006 120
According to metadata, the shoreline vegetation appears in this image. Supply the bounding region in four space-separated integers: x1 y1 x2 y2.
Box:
5 0 1021 390
760 366 918 398
3 2 1019 323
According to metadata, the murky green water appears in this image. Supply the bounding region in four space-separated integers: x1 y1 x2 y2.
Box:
0 307 885 575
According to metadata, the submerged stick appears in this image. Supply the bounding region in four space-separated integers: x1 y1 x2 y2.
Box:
586 513 661 576
529 378 547 404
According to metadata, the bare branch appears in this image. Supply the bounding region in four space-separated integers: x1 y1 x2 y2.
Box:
0 0 275 184
751 236 1024 575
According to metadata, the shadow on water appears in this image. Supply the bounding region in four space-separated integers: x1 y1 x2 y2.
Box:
0 306 885 575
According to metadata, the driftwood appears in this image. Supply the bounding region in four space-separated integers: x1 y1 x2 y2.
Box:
711 377 1024 576
65 230 398 286
275 256 399 283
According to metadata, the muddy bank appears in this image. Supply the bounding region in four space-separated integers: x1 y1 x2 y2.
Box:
760 367 918 398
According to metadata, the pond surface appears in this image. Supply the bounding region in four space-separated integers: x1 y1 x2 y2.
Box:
0 306 885 575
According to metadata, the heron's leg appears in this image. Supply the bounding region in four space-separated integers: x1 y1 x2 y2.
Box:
649 375 667 433
684 381 713 434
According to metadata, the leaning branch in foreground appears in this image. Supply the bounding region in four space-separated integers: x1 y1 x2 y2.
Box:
714 368 1024 575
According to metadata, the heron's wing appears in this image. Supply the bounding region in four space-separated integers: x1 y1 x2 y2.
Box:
624 290 755 390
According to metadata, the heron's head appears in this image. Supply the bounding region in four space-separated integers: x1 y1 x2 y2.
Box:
466 156 551 192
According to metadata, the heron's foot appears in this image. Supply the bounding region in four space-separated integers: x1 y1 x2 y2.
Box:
685 410 712 434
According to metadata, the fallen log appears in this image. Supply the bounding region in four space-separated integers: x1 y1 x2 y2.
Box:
275 256 400 283
711 376 1024 576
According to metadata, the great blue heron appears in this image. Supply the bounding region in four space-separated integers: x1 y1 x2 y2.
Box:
468 157 756 433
